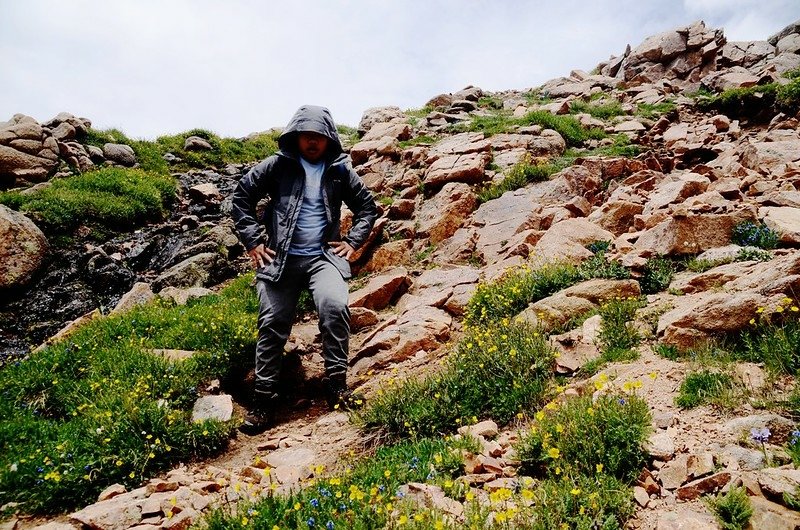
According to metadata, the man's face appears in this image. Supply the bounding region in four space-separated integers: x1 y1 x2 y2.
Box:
298 131 328 162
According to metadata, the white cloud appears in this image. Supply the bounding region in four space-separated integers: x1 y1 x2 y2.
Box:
1 1 798 138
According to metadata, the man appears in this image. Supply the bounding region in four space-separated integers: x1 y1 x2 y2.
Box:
231 105 378 435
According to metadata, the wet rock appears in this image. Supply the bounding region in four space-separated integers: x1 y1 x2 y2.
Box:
152 252 227 292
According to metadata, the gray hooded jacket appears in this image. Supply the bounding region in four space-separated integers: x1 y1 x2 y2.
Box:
231 105 378 281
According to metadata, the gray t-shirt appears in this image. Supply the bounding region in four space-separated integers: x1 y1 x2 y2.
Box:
288 157 327 256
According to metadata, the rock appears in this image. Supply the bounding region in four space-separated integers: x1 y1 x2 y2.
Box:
158 286 214 305
424 152 490 190
588 201 644 236
102 143 137 167
750 496 800 530
458 420 499 439
152 253 226 292
428 132 491 157
350 306 379 331
33 309 102 354
183 136 213 151
722 414 796 438
265 446 316 469
655 508 719 530
643 173 710 214
549 315 602 373
633 210 757 256
653 411 676 429
675 471 731 500
151 349 195 362
399 483 464 518
0 204 49 288
348 267 412 310
646 432 676 460
532 219 615 264
357 106 405 135
191 394 233 422
734 363 767 393
362 121 411 142
720 444 766 471
760 206 800 244
416 182 477 244
188 183 221 202
658 454 689 490
110 282 155 315
687 452 715 479
758 467 800 500
350 137 399 166
97 483 127 501
70 487 148 530
633 485 650 507
360 239 412 274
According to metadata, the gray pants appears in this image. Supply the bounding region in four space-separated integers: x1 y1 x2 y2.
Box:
254 254 350 393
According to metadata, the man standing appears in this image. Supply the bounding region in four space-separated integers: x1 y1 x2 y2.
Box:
231 105 378 435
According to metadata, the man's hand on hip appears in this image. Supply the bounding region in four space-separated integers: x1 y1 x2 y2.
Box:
247 244 275 269
329 241 355 260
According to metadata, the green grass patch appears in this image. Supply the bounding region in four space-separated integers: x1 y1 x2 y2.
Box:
398 135 437 149
635 101 676 120
0 167 175 236
697 72 800 116
0 274 260 513
462 109 606 145
675 370 736 408
86 127 279 174
516 393 651 481
569 98 625 120
706 486 753 530
204 437 471 530
356 319 554 440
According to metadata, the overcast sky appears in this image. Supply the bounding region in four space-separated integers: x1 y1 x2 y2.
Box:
1 1 798 139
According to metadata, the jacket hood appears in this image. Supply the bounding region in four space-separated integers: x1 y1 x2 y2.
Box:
278 105 343 161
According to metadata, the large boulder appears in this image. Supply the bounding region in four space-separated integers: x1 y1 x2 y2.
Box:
532 219 615 264
357 106 405 136
103 143 137 167
0 204 49 288
416 182 477 245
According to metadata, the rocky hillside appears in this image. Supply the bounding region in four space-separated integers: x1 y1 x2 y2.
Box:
2 18 800 530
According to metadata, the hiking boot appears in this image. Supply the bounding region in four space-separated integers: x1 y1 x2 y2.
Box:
324 375 364 411
239 390 279 435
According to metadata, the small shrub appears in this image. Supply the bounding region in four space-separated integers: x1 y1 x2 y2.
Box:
356 319 555 439
598 297 643 362
636 101 676 120
735 247 772 262
640 256 676 294
516 393 651 481
675 370 735 408
685 256 730 273
731 221 779 250
654 343 682 361
706 486 753 530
